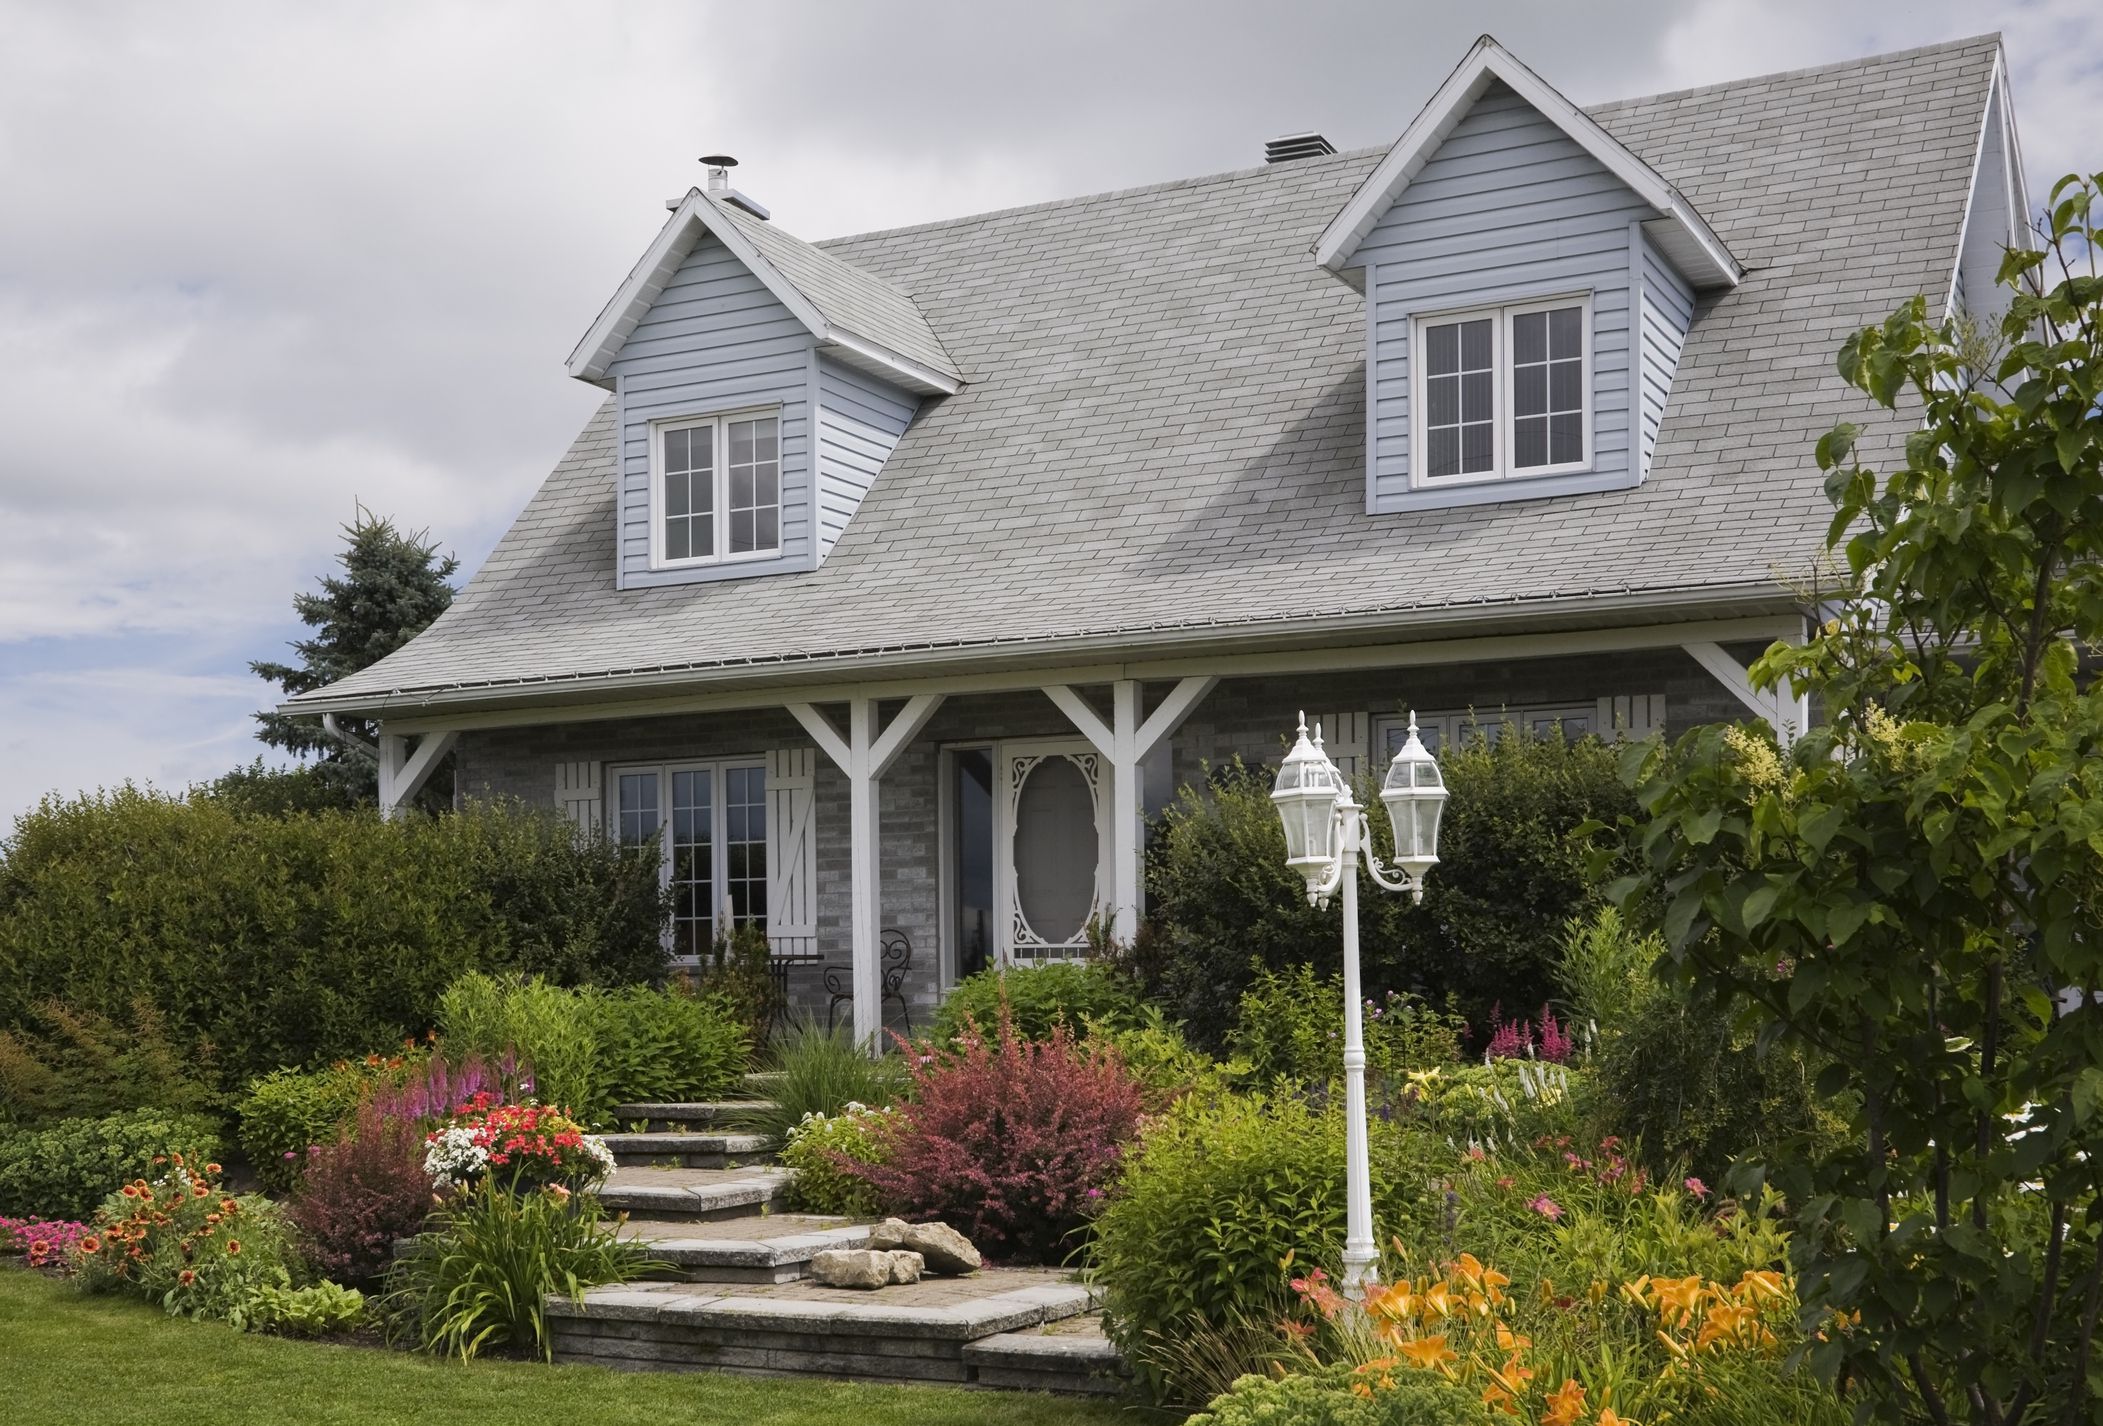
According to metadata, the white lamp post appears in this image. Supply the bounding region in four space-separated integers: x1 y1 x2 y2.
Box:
1271 711 1447 1300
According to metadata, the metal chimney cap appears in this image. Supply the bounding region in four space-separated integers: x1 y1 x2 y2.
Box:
698 154 738 169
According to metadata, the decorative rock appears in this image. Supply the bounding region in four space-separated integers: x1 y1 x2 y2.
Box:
868 1217 983 1276
809 1247 923 1289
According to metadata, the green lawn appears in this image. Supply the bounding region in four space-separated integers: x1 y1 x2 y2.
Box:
0 1269 1143 1426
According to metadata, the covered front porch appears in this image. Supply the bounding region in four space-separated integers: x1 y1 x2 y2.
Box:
371 614 1808 1042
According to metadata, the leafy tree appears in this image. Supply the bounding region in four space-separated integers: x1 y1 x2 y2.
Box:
1613 175 2103 1422
250 510 458 809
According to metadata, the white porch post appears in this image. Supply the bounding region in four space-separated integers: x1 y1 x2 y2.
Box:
787 694 944 1047
374 729 457 821
1044 676 1217 942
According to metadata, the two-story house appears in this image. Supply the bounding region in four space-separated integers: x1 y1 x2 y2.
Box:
286 34 2030 1041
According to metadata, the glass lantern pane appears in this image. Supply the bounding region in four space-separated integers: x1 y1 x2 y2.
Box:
1416 764 1442 788
1416 799 1444 854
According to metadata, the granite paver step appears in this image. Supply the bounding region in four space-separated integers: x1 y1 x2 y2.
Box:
962 1317 1130 1396
547 1269 1102 1387
599 1165 794 1222
600 1130 773 1170
610 1101 776 1131
616 1214 873 1285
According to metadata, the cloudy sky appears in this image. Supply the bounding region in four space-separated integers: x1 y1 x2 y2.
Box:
0 0 2095 826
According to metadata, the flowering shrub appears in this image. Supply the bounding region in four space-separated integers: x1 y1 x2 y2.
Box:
237 1051 424 1194
422 1095 613 1193
1482 1005 1575 1064
1230 965 1465 1089
73 1154 301 1330
0 1215 91 1272
852 1012 1143 1264
288 1098 437 1286
780 1103 894 1216
1278 1251 1823 1426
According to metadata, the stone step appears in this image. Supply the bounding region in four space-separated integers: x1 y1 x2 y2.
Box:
610 1101 776 1131
600 1131 773 1170
619 1216 873 1285
598 1166 794 1222
962 1319 1130 1396
744 1070 786 1091
546 1271 1101 1388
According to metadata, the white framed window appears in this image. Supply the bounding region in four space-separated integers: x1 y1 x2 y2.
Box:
1373 705 1597 759
1412 295 1591 485
610 759 767 960
649 409 781 568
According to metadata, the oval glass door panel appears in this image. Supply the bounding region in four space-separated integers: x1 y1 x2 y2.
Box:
1012 756 1098 945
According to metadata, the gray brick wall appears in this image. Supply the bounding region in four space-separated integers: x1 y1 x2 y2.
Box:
452 646 1754 1030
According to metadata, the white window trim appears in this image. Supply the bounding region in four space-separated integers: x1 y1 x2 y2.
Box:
1409 293 1593 487
647 407 783 571
608 756 767 963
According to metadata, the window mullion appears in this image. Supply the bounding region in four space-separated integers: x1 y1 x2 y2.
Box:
1495 305 1511 480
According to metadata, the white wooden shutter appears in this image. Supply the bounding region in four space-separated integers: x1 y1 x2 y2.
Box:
1594 694 1667 741
555 760 602 836
1312 711 1370 783
765 747 818 960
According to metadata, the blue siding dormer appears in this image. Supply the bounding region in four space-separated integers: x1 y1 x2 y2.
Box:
1355 81 1693 513
610 234 815 587
814 357 918 561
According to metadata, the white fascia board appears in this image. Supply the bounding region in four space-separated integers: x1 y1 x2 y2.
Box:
1942 56 2007 322
1315 36 1742 289
567 191 959 396
822 329 962 397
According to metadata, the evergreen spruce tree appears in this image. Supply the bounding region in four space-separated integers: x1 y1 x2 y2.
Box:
247 509 459 809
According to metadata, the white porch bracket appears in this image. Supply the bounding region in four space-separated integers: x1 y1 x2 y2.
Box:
785 693 946 1048
375 730 458 821
1043 675 1218 943
1681 641 1808 748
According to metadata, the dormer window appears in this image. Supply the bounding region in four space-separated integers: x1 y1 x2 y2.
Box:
1412 295 1591 485
651 410 782 567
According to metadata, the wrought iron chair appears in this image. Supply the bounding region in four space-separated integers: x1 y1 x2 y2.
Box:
825 929 913 1036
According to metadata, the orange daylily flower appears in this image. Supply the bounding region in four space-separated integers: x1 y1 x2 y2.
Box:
1395 1335 1457 1370
1543 1379 1588 1426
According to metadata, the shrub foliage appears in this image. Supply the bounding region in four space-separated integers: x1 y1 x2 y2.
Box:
0 791 669 1094
0 1109 222 1222
287 1099 434 1287
931 961 1143 1044
853 1012 1144 1265
1143 737 1636 1050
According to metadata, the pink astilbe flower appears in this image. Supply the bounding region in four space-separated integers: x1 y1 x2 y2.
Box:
852 1005 1144 1265
1536 1006 1574 1064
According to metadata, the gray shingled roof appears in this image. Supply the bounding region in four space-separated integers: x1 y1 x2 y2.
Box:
298 35 2000 712
705 193 962 383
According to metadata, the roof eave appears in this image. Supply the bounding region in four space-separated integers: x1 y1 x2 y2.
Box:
1314 35 1742 288
278 579 1799 721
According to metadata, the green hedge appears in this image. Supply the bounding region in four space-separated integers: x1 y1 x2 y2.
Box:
1143 733 1639 1049
0 1109 222 1221
437 973 748 1127
0 790 669 1095
931 962 1143 1043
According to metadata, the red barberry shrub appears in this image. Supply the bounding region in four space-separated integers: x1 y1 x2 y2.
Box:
286 1099 433 1286
853 1010 1144 1265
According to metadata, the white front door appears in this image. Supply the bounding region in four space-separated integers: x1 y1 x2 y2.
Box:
994 739 1108 965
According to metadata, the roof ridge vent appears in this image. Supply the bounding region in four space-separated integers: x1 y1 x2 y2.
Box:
699 154 770 221
1264 132 1336 164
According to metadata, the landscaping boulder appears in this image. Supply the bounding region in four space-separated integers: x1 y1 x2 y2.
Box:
868 1217 982 1275
809 1248 923 1289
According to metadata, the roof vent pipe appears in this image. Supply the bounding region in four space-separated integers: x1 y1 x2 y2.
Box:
1265 132 1337 164
698 153 771 221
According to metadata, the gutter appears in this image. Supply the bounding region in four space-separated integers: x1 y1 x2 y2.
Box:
279 579 1796 721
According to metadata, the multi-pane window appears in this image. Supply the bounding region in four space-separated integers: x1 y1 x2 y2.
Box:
1422 316 1496 478
611 761 766 960
1413 297 1589 483
654 411 781 566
